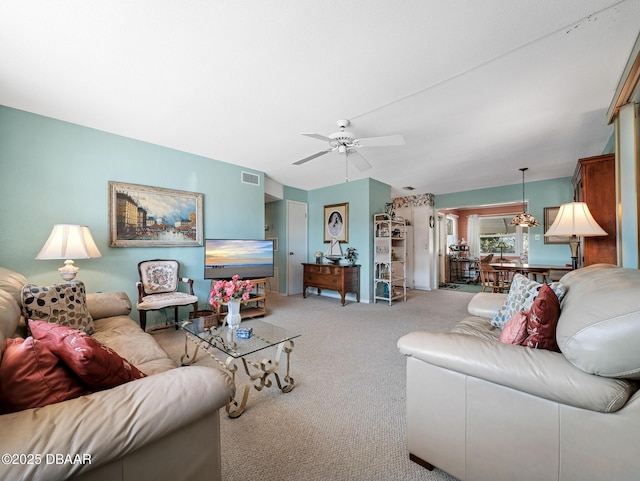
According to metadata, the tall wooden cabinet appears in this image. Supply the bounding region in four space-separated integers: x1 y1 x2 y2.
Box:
572 153 617 266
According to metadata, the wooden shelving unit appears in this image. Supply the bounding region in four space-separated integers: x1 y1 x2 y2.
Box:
373 213 407 305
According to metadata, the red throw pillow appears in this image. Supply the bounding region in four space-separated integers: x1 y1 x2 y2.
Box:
0 337 89 414
29 320 146 390
499 310 529 345
521 283 561 351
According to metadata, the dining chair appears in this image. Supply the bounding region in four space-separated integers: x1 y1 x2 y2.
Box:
470 254 494 284
479 265 511 293
480 254 494 264
525 270 551 284
136 259 198 331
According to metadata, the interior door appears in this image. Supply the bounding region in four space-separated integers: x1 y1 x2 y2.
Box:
412 207 430 289
404 225 414 289
286 200 308 295
412 205 438 290
395 207 413 288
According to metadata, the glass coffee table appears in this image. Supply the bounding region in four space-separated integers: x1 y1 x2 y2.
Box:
180 318 300 418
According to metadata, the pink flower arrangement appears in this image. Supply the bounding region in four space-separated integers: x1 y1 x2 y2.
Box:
209 275 254 308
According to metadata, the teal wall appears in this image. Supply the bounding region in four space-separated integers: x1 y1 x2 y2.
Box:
308 178 391 302
0 106 265 326
436 177 574 265
2 105 585 312
368 179 393 296
603 131 616 154
265 185 308 293
283 185 308 204
265 180 389 301
264 201 284 292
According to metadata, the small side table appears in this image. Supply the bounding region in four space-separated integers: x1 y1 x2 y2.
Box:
210 278 268 323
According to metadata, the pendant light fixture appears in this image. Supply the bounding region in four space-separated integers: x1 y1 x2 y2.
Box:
510 168 539 227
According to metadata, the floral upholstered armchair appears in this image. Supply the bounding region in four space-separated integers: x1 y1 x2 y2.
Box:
136 259 198 331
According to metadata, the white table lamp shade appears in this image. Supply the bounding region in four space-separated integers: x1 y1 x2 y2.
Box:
544 202 607 270
36 225 101 280
544 202 607 237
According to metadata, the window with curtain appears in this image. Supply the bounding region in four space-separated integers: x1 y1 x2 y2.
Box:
467 214 480 258
478 216 528 256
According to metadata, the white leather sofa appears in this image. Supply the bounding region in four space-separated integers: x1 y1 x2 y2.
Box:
398 264 640 481
0 267 235 481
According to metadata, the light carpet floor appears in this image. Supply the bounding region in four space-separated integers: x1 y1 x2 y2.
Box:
152 289 475 481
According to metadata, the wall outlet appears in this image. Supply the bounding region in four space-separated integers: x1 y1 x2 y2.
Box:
535 234 540 241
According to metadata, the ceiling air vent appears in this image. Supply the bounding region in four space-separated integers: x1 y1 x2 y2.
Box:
241 171 260 186
403 186 415 191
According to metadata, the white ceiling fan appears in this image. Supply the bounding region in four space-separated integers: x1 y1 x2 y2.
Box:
293 119 405 180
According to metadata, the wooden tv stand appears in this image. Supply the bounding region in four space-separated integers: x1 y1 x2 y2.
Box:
302 263 360 306
211 277 267 323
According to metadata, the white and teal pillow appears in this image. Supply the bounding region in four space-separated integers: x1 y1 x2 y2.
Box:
491 274 566 329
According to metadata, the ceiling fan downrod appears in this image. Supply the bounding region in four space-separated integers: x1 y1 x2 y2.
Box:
345 150 349 183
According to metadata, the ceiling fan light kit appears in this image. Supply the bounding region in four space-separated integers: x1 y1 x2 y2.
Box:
294 119 406 181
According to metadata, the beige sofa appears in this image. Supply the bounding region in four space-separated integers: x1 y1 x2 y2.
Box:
0 267 235 481
398 264 640 481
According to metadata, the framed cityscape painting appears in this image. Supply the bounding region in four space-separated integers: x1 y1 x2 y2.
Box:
108 181 203 247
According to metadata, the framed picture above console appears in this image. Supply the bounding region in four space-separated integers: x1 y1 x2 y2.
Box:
324 202 349 243
108 181 203 247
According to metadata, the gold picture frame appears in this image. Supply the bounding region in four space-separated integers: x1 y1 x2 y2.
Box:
109 181 203 247
544 206 569 244
324 202 349 243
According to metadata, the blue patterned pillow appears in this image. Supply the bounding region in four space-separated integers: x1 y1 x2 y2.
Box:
491 274 566 329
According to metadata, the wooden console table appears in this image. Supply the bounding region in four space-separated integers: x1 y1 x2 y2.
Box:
302 263 360 306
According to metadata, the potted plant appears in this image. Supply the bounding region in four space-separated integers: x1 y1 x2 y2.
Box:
345 247 358 265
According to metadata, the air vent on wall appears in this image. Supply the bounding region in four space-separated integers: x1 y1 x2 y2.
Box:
241 171 260 186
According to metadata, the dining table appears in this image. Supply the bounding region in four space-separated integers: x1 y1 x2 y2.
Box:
489 262 572 282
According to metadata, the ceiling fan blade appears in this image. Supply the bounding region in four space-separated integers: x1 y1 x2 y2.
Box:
356 134 405 147
301 133 333 142
348 150 372 171
292 150 331 165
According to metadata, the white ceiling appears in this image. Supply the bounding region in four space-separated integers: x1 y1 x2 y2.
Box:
1 1 639 197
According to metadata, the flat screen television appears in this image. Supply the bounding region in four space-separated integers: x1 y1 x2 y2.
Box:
204 239 275 280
